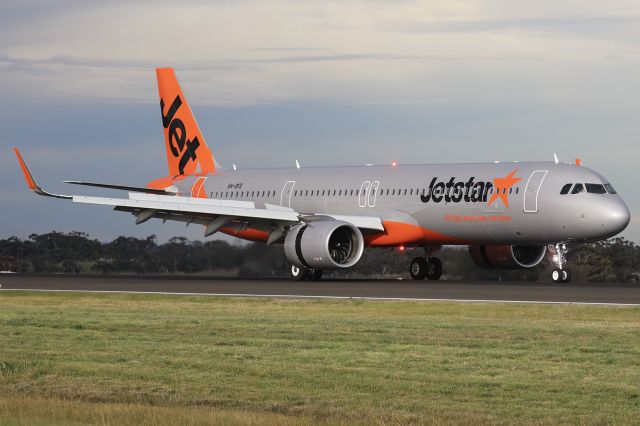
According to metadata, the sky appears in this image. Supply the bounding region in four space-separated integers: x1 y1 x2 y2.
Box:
1 0 639 243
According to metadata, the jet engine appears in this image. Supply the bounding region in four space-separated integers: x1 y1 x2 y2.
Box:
284 221 364 269
469 245 547 269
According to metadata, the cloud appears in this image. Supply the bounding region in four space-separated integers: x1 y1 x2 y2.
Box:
397 15 640 34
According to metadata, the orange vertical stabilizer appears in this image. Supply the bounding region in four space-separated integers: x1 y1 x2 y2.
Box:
156 67 216 176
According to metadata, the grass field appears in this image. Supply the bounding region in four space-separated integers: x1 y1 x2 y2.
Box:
1 292 639 425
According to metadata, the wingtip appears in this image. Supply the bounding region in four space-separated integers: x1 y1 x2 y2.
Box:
14 147 38 190
14 148 72 199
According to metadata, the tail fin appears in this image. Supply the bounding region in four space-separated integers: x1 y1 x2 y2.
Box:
156 67 218 176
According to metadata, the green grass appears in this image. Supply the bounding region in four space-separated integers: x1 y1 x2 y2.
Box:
1 292 640 425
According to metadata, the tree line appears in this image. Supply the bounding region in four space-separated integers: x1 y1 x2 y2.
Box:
0 232 638 282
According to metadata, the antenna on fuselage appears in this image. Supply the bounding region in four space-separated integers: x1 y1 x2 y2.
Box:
295 159 300 169
553 153 559 164
232 164 237 171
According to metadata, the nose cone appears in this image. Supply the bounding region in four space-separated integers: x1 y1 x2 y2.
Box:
603 199 631 237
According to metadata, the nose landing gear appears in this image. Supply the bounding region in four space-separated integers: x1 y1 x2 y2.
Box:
549 244 571 283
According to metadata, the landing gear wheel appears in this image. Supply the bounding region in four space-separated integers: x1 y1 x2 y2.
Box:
410 257 429 280
289 264 308 281
549 244 571 283
426 257 443 281
310 269 323 281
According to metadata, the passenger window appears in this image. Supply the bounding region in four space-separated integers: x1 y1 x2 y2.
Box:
586 183 606 194
571 184 584 194
560 184 572 195
604 183 617 194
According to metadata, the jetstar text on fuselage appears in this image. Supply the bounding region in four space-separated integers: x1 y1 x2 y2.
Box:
420 177 493 204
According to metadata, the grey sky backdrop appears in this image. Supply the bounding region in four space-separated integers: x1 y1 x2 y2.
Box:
1 1 639 243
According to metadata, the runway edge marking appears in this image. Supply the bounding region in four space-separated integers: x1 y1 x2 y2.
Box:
1 288 639 307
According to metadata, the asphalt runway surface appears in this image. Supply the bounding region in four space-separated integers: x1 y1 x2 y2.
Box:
1 274 640 305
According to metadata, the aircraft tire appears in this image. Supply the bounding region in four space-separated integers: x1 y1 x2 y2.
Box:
311 269 323 281
289 264 309 281
552 268 563 283
561 268 571 283
410 257 429 280
426 257 443 280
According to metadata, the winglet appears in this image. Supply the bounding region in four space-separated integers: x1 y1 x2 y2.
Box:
14 148 71 199
14 148 38 190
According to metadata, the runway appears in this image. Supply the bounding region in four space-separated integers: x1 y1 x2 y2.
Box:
1 274 640 305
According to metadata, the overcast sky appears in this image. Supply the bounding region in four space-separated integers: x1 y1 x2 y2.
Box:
1 1 639 243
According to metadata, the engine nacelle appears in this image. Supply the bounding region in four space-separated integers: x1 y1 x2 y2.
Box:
284 221 365 269
469 245 547 269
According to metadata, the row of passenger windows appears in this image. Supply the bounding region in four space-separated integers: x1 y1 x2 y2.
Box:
210 190 277 199
560 183 616 195
211 186 521 199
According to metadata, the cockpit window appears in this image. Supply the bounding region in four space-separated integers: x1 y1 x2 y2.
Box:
571 184 584 194
604 183 617 194
560 184 572 195
585 183 606 194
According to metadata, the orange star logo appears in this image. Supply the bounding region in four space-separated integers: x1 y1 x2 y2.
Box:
487 169 522 208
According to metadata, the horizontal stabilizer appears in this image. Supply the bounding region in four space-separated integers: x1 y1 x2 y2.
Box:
64 181 176 195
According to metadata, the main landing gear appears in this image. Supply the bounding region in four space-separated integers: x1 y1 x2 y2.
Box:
410 248 443 280
549 244 571 283
289 264 323 281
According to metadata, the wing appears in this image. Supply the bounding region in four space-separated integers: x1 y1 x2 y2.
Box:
14 148 384 242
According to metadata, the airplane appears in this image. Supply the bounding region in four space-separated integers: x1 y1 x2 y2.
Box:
14 68 630 283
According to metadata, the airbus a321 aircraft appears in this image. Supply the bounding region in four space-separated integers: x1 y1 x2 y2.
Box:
15 68 630 282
